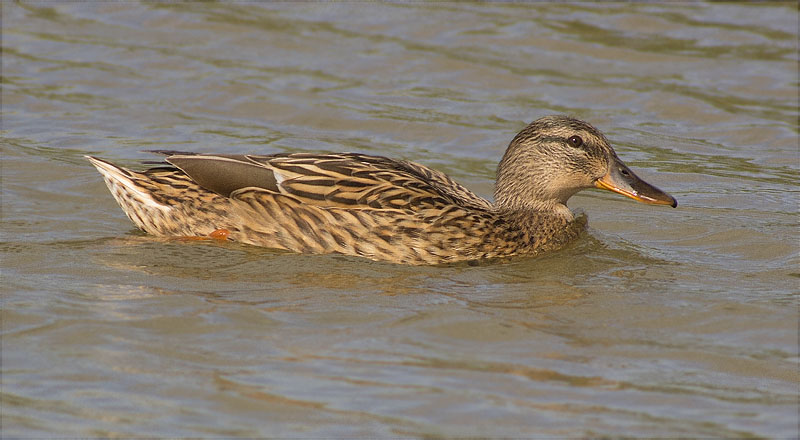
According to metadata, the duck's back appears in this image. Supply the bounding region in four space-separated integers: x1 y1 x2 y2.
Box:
163 152 493 213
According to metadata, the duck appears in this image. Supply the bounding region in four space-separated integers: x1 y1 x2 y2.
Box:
86 115 676 265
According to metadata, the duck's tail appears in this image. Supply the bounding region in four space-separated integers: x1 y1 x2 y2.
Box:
85 156 173 234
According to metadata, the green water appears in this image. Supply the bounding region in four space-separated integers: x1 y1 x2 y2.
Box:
2 2 798 437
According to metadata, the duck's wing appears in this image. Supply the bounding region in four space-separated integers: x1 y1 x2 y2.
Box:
162 152 492 211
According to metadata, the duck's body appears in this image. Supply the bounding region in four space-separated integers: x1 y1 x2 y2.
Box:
87 116 675 265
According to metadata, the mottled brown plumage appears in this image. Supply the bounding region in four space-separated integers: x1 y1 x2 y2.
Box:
87 115 676 265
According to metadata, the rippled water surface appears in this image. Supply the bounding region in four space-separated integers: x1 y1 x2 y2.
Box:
2 2 798 437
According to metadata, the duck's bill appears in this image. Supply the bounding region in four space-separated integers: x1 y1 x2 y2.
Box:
594 157 677 207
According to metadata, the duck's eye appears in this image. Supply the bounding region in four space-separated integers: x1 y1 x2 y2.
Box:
568 135 584 148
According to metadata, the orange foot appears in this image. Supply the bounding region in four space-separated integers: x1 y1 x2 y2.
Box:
209 228 230 240
176 228 231 242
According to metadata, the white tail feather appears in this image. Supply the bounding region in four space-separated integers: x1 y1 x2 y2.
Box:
85 156 170 212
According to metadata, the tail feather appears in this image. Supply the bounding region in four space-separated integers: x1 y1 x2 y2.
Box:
85 156 171 232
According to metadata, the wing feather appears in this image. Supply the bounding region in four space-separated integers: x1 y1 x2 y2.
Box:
161 151 491 212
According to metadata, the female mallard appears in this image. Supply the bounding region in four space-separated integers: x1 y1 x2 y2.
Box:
87 115 676 265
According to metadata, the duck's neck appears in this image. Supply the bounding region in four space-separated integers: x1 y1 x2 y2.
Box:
489 198 583 257
493 156 578 221
493 190 575 222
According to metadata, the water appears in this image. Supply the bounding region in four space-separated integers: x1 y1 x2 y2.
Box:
2 2 798 437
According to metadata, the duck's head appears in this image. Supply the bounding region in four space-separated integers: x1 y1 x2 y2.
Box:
495 115 676 218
